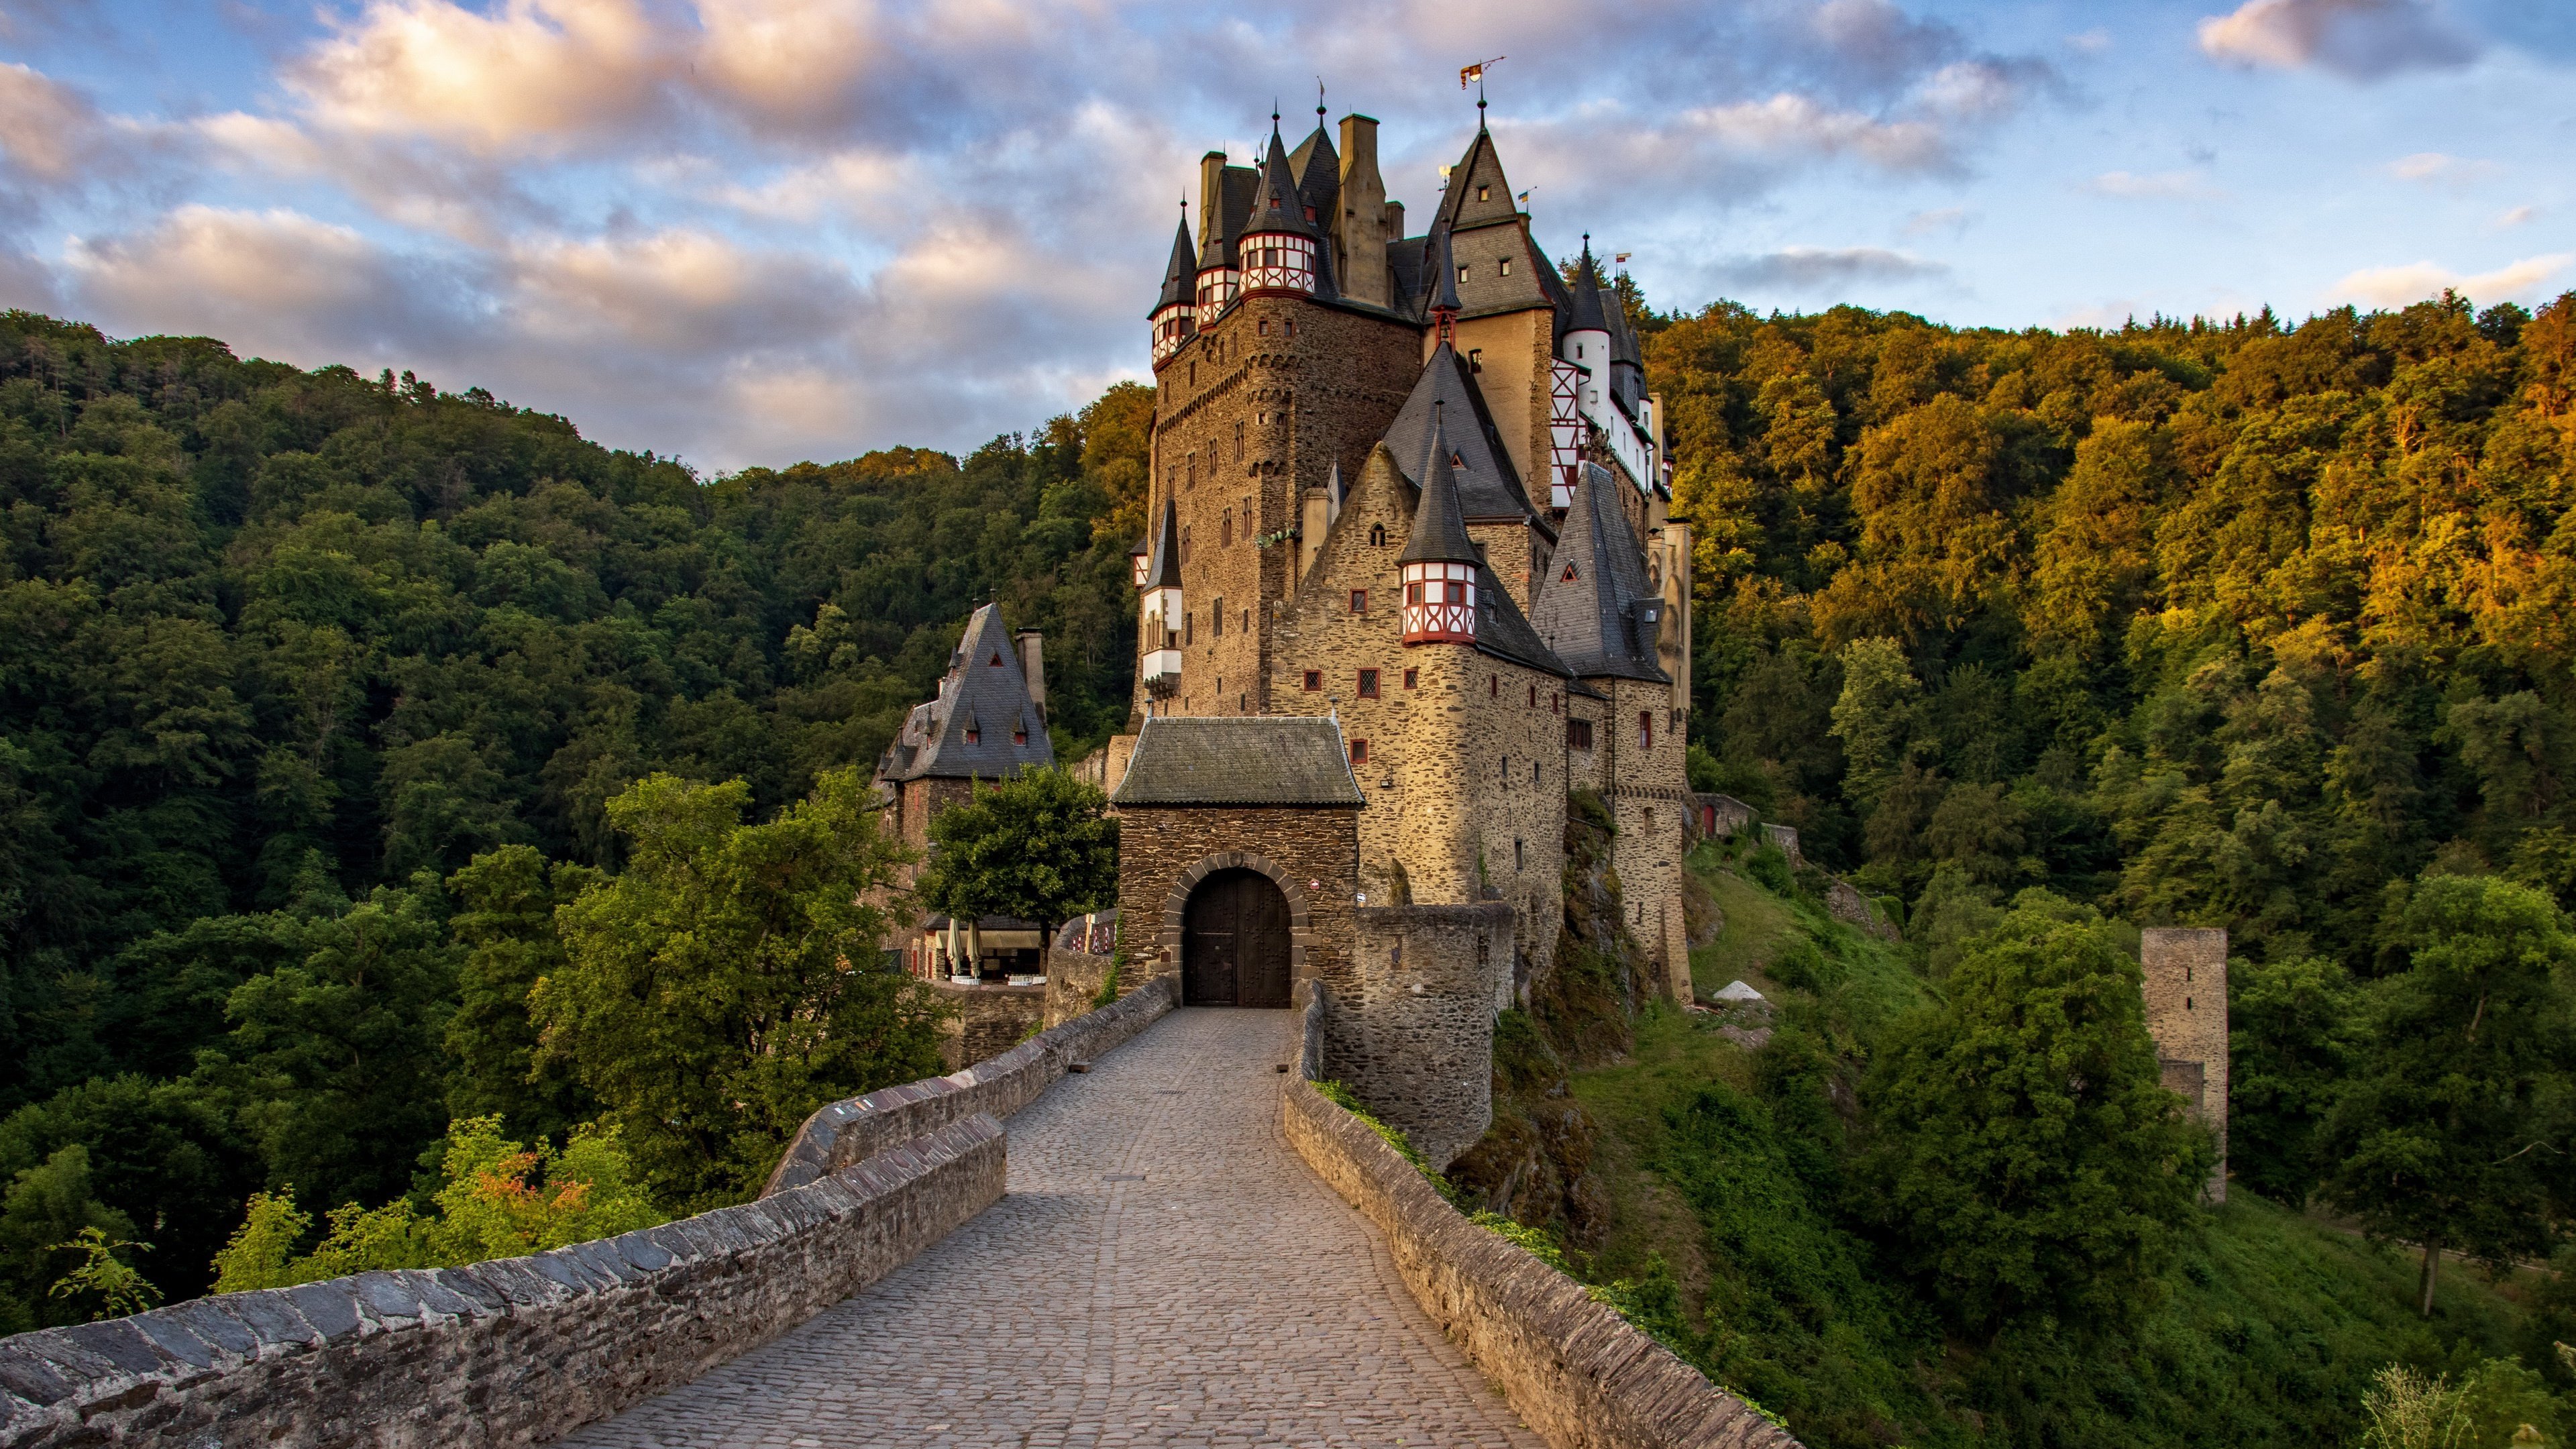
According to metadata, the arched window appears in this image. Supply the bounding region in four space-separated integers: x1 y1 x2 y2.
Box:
1369 523 1387 546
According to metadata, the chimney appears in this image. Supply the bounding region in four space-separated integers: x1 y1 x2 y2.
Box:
1336 113 1390 307
1384 198 1405 241
1197 151 1229 250
1014 631 1046 720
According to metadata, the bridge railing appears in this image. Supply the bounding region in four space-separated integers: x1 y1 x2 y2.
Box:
1284 979 1805 1449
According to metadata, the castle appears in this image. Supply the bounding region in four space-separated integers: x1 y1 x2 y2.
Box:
1093 102 1697 1162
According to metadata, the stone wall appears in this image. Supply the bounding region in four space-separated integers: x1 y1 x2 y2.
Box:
1112 806 1358 1003
928 979 1046 1071
765 975 1177 1196
1283 986 1801 1449
1044 949 1115 1027
1336 903 1515 1169
2141 927 2229 1201
0 1115 1006 1449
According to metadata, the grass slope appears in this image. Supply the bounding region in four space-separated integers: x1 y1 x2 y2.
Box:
1557 843 2552 1449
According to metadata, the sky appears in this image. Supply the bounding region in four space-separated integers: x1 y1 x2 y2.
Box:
1 0 2569 472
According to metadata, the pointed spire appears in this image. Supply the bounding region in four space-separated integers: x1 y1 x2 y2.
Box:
1155 208 1195 313
1399 402 1478 567
1250 121 1322 239
1567 235 1610 335
1142 492 1182 590
1429 223 1461 343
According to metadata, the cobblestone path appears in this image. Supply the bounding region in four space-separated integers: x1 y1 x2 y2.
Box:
562 1008 1544 1448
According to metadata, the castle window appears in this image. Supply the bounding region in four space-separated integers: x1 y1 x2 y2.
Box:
1477 184 1491 201
1533 760 1540 785
1185 612 1194 644
1527 684 1537 708
1450 451 1464 468
1457 264 1469 283
1222 508 1232 547
1188 451 1197 488
1189 361 1197 386
1568 718 1593 750
1349 738 1368 765
1468 348 1483 372
1500 755 1509 785
965 724 979 744
1181 525 1191 561
1490 674 1498 698
1358 669 1380 699
1369 523 1387 546
1350 588 1367 613
1499 258 1511 276
1515 839 1524 870
1234 421 1245 459
989 652 1004 665
1639 711 1654 750
1402 667 1417 690
1305 205 1318 222
1258 319 1269 336
1214 598 1224 636
1562 563 1577 582
1014 726 1028 745
1304 670 1322 692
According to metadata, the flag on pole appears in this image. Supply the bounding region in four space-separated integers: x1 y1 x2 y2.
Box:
1460 56 1504 89
1613 252 1633 266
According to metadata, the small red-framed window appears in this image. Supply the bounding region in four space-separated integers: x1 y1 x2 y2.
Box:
1350 588 1367 613
1303 670 1322 692
965 725 980 745
1402 667 1417 690
1358 669 1380 699
1349 738 1368 765
1568 718 1593 750
1639 711 1654 750
1013 727 1028 745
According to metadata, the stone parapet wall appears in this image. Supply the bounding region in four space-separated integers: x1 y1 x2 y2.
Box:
1280 1065 1801 1449
928 979 1047 1071
764 975 1177 1197
1044 950 1116 1026
1338 904 1514 1169
0 1114 1006 1449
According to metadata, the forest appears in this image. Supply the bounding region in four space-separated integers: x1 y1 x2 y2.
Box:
0 282 2572 1444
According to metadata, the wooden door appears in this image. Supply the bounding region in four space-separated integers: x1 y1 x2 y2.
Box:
1182 869 1291 1008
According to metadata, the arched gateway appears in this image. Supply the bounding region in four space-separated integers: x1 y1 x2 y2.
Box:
1182 867 1292 1007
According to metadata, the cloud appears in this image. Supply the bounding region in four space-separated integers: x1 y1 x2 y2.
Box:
0 62 115 182
64 205 468 355
2066 28 2112 55
285 0 672 156
1715 246 1948 290
504 229 861 354
2197 0 2479 80
1901 205 1972 237
2327 253 2573 307
2083 169 2223 200
2494 205 2536 229
2386 151 2498 188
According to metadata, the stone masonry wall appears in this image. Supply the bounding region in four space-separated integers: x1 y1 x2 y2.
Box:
1112 806 1359 1005
1267 445 1568 988
928 980 1046 1072
1284 985 1803 1449
2141 926 2229 1201
1144 294 1419 720
765 975 1177 1197
1338 903 1515 1169
1044 949 1114 1027
0 1115 1006 1449
1590 676 1691 1004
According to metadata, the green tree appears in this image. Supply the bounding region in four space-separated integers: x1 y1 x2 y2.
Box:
2320 874 2576 1315
46 1226 158 1321
1829 637 1920 816
0 1144 132 1332
2227 953 2363 1205
1858 896 2212 1338
535 769 944 1210
444 845 599 1141
914 766 1120 964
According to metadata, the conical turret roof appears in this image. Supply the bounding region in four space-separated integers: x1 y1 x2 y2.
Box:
1567 239 1611 334
1245 120 1322 240
1142 492 1182 590
1429 223 1462 317
1383 343 1538 525
1154 215 1195 313
1398 405 1479 567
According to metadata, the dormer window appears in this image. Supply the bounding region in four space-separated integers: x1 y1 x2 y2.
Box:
1013 726 1028 745
1456 264 1468 283
1499 259 1511 276
1477 185 1491 201
1562 563 1578 582
989 652 1004 665
965 722 980 744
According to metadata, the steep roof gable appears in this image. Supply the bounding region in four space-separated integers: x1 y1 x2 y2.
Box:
1528 462 1669 683
1436 125 1521 233
877 604 1057 782
1382 344 1537 524
1112 716 1364 807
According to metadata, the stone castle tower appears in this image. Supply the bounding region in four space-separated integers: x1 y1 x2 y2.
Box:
1102 102 1697 1161
2141 927 2229 1201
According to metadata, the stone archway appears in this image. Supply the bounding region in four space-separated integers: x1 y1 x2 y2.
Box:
1156 852 1315 1008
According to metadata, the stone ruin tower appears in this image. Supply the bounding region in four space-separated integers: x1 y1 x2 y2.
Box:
2140 927 2229 1202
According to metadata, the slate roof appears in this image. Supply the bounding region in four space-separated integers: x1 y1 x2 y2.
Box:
1383 345 1540 525
1246 126 1324 242
877 604 1057 782
1434 123 1523 234
1397 406 1479 567
1529 461 1669 683
1568 243 1611 333
1286 120 1339 217
1152 217 1195 314
1142 492 1181 590
1197 164 1258 272
1472 559 1577 680
1111 716 1364 807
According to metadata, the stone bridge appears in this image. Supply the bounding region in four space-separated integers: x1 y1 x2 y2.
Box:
0 982 1796 1449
